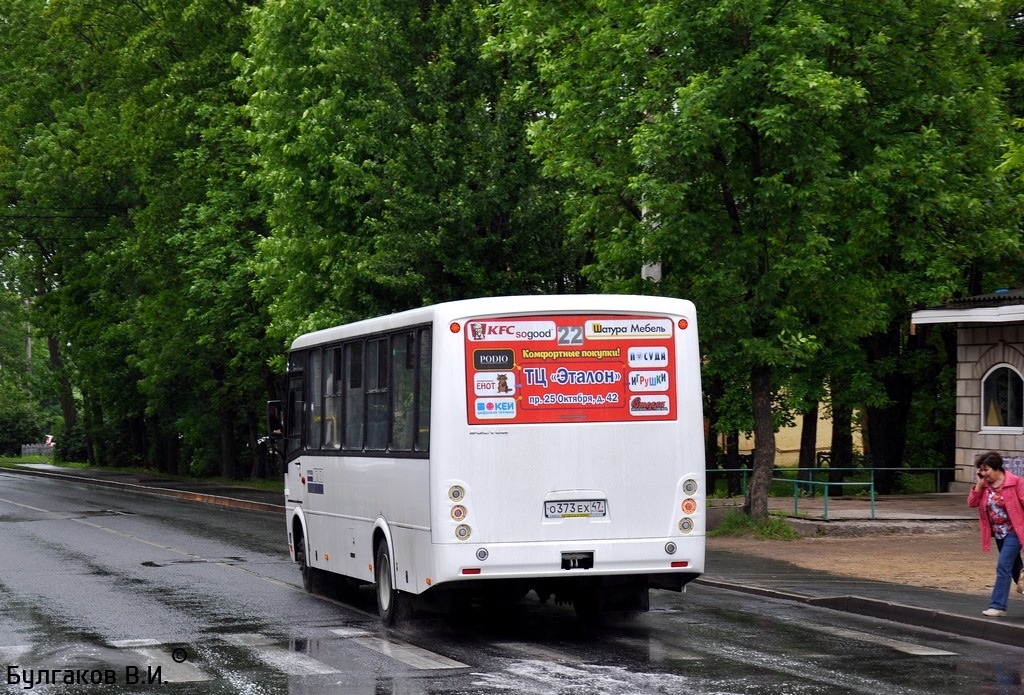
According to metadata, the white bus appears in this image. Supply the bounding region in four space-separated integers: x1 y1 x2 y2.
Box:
271 295 705 624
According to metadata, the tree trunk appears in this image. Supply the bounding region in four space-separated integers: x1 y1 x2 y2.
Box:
704 377 725 494
862 327 915 494
47 334 78 433
130 415 147 468
163 429 179 476
798 404 818 492
220 406 237 479
248 412 264 479
150 416 179 475
743 364 776 519
725 432 743 496
829 399 853 496
83 393 99 465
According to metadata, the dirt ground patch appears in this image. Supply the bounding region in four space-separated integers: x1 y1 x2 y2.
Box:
708 527 996 596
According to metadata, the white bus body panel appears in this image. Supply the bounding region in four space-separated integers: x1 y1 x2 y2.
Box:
285 295 704 597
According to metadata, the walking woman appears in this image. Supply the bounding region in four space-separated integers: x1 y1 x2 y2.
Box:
968 450 1024 617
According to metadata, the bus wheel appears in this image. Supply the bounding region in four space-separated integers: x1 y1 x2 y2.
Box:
374 542 401 626
296 537 315 593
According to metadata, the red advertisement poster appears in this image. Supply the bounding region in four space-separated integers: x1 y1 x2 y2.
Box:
464 314 677 424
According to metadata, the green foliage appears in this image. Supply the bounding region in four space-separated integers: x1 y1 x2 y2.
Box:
892 471 941 495
709 510 800 540
56 427 88 464
243 0 578 342
0 0 277 477
490 0 1023 511
0 401 44 457
0 0 1020 482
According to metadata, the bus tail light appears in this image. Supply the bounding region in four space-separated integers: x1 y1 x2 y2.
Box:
455 524 471 540
461 568 481 575
671 561 689 568
678 518 694 533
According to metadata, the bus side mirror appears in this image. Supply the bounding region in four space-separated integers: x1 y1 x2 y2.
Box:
267 400 284 440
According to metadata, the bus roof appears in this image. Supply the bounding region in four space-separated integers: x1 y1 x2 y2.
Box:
289 294 696 351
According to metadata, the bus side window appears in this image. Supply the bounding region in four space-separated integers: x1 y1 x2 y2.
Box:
416 327 431 451
344 341 365 450
391 331 415 451
308 349 323 449
324 347 342 449
366 338 389 450
285 373 304 460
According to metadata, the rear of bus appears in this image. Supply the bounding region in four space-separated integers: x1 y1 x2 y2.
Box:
427 295 705 615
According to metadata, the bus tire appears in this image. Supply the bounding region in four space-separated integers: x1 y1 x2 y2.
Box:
296 535 315 593
374 541 401 626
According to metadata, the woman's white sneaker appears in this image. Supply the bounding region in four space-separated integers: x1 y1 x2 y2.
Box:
983 608 1007 617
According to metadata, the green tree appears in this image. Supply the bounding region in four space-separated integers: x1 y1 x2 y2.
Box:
489 0 1021 515
244 0 578 344
117 0 273 477
0 0 273 476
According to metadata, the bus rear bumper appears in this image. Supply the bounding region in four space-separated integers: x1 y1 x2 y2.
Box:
429 536 705 588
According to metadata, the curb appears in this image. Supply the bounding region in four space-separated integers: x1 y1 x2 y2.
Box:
0 465 285 515
695 578 1024 648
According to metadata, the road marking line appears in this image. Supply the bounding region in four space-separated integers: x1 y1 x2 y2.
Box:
109 639 162 648
329 627 374 638
350 636 467 670
225 633 340 675
813 625 957 656
0 645 32 663
109 639 214 682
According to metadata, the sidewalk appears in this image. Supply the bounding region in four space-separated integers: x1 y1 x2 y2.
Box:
4 463 1024 647
704 493 1024 647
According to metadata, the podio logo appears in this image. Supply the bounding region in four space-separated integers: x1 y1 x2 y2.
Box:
473 349 515 370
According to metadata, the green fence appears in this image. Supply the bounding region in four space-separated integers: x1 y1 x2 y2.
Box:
770 477 875 520
709 466 951 497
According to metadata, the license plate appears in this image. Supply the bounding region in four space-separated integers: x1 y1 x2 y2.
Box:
544 499 607 519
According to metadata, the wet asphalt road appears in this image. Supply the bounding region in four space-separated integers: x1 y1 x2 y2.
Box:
0 471 1022 694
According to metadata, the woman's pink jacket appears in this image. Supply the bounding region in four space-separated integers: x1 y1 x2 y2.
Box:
968 471 1024 552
